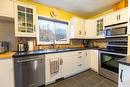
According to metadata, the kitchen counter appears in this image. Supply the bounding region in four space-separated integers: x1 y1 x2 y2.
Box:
0 52 16 59
118 56 130 66
13 48 88 58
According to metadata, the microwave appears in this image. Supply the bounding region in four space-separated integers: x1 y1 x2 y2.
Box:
105 23 127 37
0 41 9 53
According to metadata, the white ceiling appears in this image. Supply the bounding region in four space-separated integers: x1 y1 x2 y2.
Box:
33 0 121 17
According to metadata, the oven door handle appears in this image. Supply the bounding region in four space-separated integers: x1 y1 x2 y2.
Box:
100 51 127 56
120 69 123 82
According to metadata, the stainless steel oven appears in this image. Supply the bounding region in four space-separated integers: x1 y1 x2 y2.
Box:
99 51 126 82
99 37 127 82
105 23 127 38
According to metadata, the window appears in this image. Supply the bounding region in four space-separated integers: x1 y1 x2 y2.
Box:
37 16 69 45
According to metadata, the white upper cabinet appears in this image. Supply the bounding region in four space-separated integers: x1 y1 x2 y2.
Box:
70 17 85 39
105 7 128 26
15 2 36 37
118 8 128 23
96 16 105 38
85 19 96 39
0 0 14 18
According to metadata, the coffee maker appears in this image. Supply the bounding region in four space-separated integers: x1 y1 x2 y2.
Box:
17 43 28 52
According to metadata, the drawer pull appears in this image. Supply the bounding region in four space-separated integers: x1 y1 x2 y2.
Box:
78 56 82 58
78 52 82 54
78 64 82 66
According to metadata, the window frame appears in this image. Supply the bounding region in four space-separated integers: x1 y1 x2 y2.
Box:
36 15 70 45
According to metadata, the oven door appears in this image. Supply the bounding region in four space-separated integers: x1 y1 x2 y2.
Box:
99 51 126 82
99 51 126 73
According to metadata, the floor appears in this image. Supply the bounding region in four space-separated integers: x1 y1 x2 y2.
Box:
46 70 118 87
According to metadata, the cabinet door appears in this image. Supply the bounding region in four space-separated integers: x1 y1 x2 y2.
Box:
15 2 36 37
85 19 96 38
74 18 83 38
45 54 62 84
0 0 14 18
62 52 78 78
105 12 118 26
118 8 128 23
96 17 105 38
79 19 85 37
70 17 85 38
118 64 130 87
0 59 14 87
84 50 91 69
90 50 99 72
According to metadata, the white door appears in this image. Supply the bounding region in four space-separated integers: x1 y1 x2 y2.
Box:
85 19 96 38
0 0 14 18
118 8 128 23
84 50 91 69
0 59 14 87
45 54 62 84
70 17 85 38
118 64 130 87
105 12 118 26
89 50 99 72
62 52 78 78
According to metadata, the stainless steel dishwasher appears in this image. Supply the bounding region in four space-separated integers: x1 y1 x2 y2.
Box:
14 55 45 87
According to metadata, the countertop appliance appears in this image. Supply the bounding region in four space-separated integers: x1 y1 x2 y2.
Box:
104 23 127 38
14 55 45 87
99 37 127 82
0 41 9 53
18 43 28 52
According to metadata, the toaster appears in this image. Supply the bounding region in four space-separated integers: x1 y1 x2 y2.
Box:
0 41 9 53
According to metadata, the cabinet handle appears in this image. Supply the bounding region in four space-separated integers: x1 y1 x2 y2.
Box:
60 59 63 65
117 15 118 20
119 14 121 20
78 52 82 54
34 25 36 32
85 31 86 35
78 56 82 58
120 69 123 82
78 64 82 66
79 30 81 35
86 53 87 56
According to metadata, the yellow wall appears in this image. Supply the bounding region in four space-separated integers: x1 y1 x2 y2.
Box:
90 9 113 18
90 0 128 18
18 0 127 20
18 0 84 21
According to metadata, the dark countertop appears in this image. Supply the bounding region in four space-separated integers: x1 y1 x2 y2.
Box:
118 56 130 66
13 48 88 58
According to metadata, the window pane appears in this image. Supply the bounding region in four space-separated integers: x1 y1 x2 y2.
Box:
55 22 68 41
38 19 55 43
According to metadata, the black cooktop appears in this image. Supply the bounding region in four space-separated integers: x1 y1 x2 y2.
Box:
99 48 127 54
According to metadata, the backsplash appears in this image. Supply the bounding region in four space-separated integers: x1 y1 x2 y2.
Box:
0 20 18 51
18 37 84 50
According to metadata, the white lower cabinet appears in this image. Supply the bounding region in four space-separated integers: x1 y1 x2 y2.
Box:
45 50 90 85
0 59 14 87
62 52 78 78
87 50 99 72
118 64 130 87
45 53 62 85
